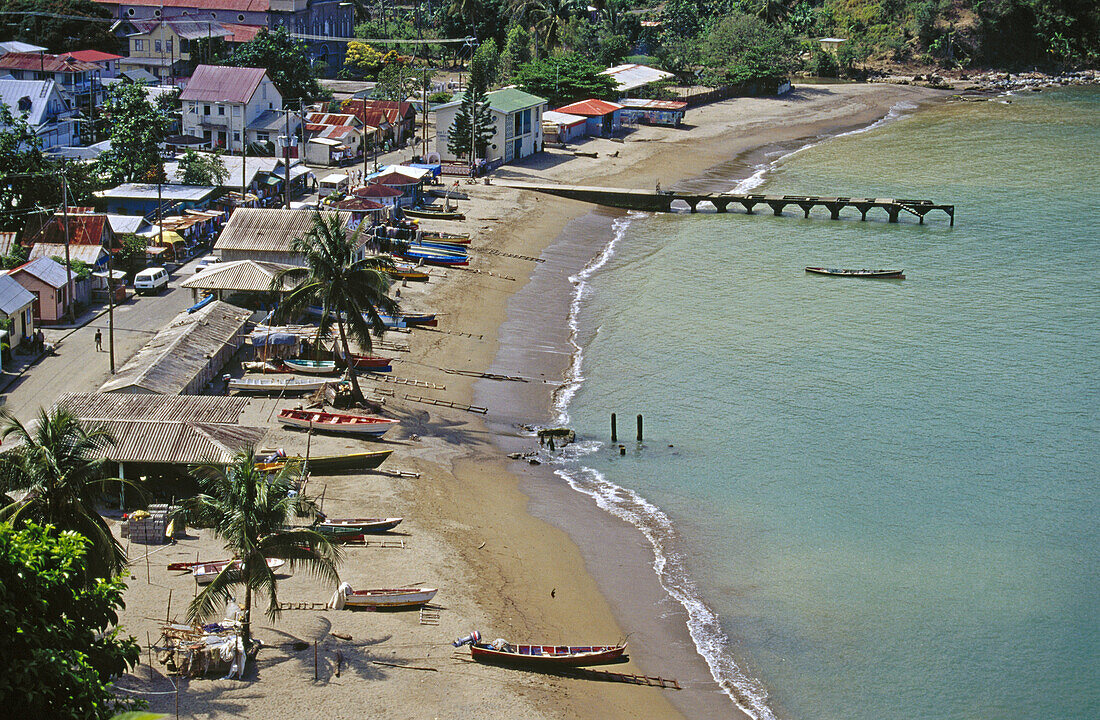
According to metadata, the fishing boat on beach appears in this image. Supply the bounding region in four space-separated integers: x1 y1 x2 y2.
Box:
389 263 431 281
403 206 465 221
192 558 286 585
316 517 403 533
805 267 905 279
453 631 627 667
330 582 437 609
229 377 328 394
345 353 393 369
277 408 398 437
400 246 469 266
283 358 340 374
254 450 393 473
418 231 470 244
378 311 437 327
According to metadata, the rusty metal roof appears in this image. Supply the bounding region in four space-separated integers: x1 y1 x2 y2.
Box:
54 392 249 424
180 259 298 292
29 243 108 265
101 0 270 11
214 208 352 253
180 64 267 104
89 420 266 465
0 52 99 73
99 300 251 395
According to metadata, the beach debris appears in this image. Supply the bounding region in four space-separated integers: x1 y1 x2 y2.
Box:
331 632 352 641
538 427 576 448
403 394 488 414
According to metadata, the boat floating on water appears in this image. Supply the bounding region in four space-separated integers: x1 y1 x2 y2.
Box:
805 266 905 279
277 408 399 438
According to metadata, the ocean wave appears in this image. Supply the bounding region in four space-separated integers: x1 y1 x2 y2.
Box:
554 465 778 720
552 211 647 425
731 100 920 194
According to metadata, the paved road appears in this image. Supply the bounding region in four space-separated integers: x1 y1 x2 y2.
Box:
2 256 207 423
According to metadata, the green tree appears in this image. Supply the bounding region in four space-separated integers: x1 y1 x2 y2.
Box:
0 104 53 233
187 35 231 72
98 84 171 185
0 0 115 53
500 24 532 79
176 150 230 186
172 451 340 651
447 87 496 161
226 27 323 102
273 212 399 403
116 234 149 275
699 13 796 84
0 522 142 718
344 41 386 77
511 0 581 55
374 61 416 101
471 38 500 89
0 408 131 580
514 53 619 106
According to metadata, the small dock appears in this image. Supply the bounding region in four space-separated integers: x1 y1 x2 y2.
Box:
498 181 954 225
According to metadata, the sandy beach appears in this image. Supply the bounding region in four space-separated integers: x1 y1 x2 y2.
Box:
114 82 947 720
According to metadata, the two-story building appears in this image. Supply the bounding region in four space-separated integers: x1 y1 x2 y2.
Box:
179 64 299 153
0 53 103 124
95 0 355 71
121 19 234 82
0 78 81 149
341 99 415 147
435 88 546 166
62 50 124 80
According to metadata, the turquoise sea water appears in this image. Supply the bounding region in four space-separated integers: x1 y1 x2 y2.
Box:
554 88 1100 720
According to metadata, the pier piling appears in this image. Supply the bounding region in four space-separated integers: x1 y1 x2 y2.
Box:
611 413 617 443
637 414 644 442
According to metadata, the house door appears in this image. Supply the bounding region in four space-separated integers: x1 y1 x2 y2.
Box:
31 291 40 321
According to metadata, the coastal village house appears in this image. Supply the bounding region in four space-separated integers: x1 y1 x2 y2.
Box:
95 183 221 215
7 256 76 324
435 88 547 165
0 78 81 149
0 52 104 121
554 98 623 137
62 50 124 80
94 0 355 71
180 65 299 154
28 211 122 253
0 273 36 348
341 99 414 147
215 208 357 266
120 20 261 82
599 63 675 99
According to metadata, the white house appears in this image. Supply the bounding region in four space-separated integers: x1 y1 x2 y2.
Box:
180 65 299 154
435 87 547 165
0 78 80 149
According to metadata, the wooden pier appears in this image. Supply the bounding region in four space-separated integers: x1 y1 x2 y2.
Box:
498 181 954 225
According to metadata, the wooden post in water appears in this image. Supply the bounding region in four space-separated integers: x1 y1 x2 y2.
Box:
637 414 643 442
611 413 617 442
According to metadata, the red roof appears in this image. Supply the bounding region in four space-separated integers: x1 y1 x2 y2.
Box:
342 99 415 126
306 112 358 126
95 0 270 9
62 50 124 63
33 215 113 247
371 172 419 187
0 52 99 74
180 64 268 104
355 183 403 198
335 197 385 211
219 23 264 44
554 99 624 117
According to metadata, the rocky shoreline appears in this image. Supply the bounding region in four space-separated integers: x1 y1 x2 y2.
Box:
867 68 1100 94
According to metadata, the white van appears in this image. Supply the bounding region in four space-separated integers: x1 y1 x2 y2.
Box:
134 267 169 295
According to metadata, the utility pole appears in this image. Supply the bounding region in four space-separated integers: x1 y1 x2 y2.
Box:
284 108 292 208
107 248 116 373
240 107 247 203
60 173 75 323
422 66 428 159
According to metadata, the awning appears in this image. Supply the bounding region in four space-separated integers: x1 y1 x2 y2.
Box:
146 246 169 255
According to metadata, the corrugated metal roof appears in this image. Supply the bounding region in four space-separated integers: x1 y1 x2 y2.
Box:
106 214 150 235
554 98 623 117
99 300 251 395
180 259 298 292
0 78 68 129
180 65 267 104
29 243 108 265
96 183 218 201
0 273 34 316
62 50 124 63
32 214 111 246
0 52 99 74
248 108 287 131
543 110 587 126
89 419 267 464
619 98 688 111
599 64 674 92
214 208 352 253
54 392 249 424
220 23 264 44
10 257 69 289
104 0 270 11
306 112 358 127
130 19 234 41
0 232 17 256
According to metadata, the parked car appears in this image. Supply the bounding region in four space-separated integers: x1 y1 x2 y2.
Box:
193 256 222 273
134 267 169 295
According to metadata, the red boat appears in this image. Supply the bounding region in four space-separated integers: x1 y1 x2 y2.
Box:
346 353 393 369
277 408 399 438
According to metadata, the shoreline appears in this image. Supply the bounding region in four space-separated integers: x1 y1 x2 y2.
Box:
110 82 951 720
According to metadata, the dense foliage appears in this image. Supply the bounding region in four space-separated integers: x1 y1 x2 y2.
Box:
225 27 324 102
176 150 229 186
98 84 171 185
448 40 497 159
514 54 619 106
0 522 141 718
0 0 115 53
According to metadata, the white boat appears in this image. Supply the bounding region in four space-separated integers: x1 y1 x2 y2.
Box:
329 582 437 609
193 558 286 585
228 377 328 394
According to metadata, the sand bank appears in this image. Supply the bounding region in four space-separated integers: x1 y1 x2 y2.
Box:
117 83 946 720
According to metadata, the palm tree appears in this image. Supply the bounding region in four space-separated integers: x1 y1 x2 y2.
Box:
272 211 398 403
510 0 580 56
0 408 130 580
172 450 341 650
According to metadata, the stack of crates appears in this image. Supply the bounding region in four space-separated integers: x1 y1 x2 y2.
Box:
127 505 186 545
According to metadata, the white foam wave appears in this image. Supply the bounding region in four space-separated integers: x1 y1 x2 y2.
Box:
552 212 647 425
555 465 778 720
730 100 919 194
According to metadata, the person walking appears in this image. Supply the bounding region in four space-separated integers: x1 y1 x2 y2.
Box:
94 329 102 352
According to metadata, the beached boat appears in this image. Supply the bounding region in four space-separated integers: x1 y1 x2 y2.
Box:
345 353 393 369
400 246 469 266
420 230 469 240
454 632 628 667
403 206 465 221
427 188 470 201
389 263 431 282
277 408 399 437
254 450 393 474
805 267 905 279
316 517 403 533
283 358 340 375
229 377 328 394
340 587 437 608
193 558 286 585
378 312 437 328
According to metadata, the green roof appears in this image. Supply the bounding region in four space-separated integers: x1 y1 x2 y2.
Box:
446 87 547 114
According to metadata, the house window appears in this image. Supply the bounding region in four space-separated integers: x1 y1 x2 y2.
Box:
204 104 211 115
134 39 144 51
155 39 162 52
256 132 269 142
233 132 240 142
166 39 173 53
261 84 266 100
232 105 240 116
218 105 225 115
